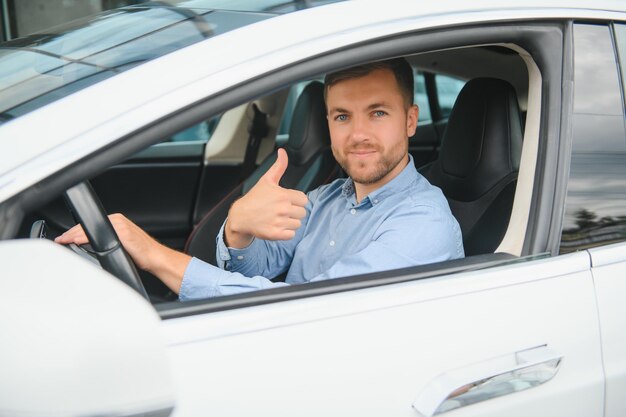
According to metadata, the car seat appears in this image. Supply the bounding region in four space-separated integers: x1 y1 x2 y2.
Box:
420 78 523 256
185 81 339 264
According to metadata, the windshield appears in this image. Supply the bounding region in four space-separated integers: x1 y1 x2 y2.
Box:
169 0 341 13
0 4 274 125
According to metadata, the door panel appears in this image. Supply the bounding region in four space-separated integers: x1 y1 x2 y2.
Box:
92 160 201 250
92 160 243 251
589 242 626 417
162 252 603 417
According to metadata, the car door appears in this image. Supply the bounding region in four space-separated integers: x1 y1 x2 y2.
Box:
590 243 626 417
152 19 606 417
561 22 626 417
160 252 602 417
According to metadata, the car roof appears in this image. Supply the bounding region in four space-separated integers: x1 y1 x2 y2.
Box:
1 0 625 202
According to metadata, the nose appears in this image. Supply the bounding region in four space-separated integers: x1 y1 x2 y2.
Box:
349 114 370 142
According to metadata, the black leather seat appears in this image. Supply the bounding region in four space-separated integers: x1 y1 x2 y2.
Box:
420 78 523 256
185 81 339 264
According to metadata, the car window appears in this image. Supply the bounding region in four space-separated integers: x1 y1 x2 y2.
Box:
168 116 220 142
161 0 343 13
560 23 626 254
6 15 555 312
414 71 431 122
435 74 465 119
0 6 274 124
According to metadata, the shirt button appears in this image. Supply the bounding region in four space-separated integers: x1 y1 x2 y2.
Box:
350 208 356 215
373 199 379 204
237 255 244 260
329 240 335 246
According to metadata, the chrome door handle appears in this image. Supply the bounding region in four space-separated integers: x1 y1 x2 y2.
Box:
412 345 562 417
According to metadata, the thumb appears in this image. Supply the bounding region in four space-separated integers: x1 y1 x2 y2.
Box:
264 148 288 185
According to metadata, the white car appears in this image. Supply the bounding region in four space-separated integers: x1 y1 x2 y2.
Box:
1 1 625 416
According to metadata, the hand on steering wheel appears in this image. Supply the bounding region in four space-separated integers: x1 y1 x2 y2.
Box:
58 182 148 299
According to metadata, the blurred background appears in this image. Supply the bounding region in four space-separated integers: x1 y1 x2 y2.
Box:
1 0 333 41
1 1 147 41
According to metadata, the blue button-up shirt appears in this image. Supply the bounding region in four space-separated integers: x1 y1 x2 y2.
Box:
179 158 464 301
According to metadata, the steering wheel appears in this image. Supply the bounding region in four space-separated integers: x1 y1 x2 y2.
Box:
62 181 149 300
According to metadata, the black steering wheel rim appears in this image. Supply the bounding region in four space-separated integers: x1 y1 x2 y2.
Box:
64 181 148 299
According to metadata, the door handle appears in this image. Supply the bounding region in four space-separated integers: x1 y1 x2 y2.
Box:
412 345 562 416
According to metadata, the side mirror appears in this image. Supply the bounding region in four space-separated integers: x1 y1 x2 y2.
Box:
0 240 175 417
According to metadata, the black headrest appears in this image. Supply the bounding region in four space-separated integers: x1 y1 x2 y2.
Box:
434 78 522 201
285 81 331 166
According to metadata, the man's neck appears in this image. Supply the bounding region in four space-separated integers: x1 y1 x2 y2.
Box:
353 155 410 204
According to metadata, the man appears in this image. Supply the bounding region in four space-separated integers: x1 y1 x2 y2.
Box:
56 58 464 300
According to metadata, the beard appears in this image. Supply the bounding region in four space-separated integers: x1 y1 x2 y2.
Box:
332 142 407 185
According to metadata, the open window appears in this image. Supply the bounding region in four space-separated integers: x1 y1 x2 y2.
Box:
11 20 566 314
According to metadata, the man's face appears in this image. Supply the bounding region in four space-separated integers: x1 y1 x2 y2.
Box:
326 68 419 187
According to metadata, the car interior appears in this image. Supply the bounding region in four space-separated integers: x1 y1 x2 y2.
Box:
16 42 537 304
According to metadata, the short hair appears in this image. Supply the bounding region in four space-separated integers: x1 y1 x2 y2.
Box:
323 58 414 108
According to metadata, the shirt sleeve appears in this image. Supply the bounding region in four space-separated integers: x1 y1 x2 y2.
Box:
180 208 310 301
179 257 289 301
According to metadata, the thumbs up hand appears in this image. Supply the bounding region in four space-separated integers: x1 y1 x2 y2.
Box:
225 148 309 248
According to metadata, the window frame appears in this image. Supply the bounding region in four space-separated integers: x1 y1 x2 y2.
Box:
612 22 626 118
559 21 626 254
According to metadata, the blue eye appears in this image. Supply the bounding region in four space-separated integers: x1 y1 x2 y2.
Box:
335 114 348 121
373 110 386 117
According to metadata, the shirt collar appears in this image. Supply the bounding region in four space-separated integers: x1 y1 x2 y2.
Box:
341 154 420 206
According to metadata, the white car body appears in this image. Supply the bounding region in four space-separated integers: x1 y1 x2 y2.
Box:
1 1 625 416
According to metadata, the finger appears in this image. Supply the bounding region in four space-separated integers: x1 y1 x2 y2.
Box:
287 189 308 207
281 218 302 231
263 148 288 185
53 225 79 242
287 205 307 220
61 229 89 245
272 228 296 241
54 225 89 244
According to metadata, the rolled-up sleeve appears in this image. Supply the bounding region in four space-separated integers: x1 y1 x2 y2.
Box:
179 257 289 301
215 221 268 275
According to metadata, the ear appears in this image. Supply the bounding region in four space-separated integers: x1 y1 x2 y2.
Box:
406 104 419 137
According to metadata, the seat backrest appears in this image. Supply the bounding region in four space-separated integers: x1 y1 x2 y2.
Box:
185 81 338 264
420 78 523 255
